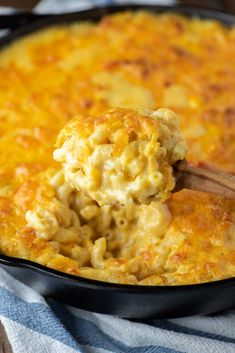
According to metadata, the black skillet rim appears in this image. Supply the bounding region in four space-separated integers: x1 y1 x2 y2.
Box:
0 3 235 293
1 3 235 46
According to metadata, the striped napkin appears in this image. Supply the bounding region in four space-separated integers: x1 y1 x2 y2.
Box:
0 269 235 353
0 268 235 353
0 1 235 352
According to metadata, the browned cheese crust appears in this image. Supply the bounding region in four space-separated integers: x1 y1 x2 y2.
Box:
0 11 235 285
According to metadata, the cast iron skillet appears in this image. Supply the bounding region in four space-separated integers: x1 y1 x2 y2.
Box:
0 4 235 319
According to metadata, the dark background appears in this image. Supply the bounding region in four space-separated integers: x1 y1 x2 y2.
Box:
0 0 234 14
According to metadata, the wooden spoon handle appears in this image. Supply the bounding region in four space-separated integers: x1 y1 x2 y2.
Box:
174 160 235 199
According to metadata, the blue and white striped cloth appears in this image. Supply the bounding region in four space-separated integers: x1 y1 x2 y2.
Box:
0 1 235 352
0 267 235 353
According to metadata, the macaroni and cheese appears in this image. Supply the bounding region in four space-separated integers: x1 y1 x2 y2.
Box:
54 108 187 205
0 11 235 285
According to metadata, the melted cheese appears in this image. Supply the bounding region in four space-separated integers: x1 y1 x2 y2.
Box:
0 11 235 285
54 108 187 205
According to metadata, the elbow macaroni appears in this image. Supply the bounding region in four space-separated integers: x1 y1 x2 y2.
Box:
54 108 187 206
22 168 174 283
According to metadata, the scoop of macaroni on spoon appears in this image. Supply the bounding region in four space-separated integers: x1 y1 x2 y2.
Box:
54 108 235 205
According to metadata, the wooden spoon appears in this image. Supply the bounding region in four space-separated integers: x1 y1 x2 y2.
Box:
173 159 235 199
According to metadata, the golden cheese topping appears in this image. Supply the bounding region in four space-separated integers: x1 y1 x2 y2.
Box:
0 11 235 285
54 108 187 205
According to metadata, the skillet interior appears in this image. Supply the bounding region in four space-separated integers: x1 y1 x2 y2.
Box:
0 4 235 318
